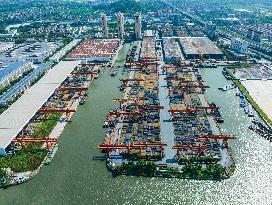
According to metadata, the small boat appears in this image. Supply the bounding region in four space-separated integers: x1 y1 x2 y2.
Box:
119 85 124 91
236 87 240 96
79 99 86 105
248 104 254 117
240 95 245 108
110 69 117 77
244 103 248 114
218 84 235 91
222 68 231 80
210 102 224 123
103 121 109 128
45 144 59 165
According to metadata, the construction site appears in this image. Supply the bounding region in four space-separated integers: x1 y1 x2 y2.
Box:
98 35 236 179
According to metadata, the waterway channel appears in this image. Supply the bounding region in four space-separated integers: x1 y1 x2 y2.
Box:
1 45 272 205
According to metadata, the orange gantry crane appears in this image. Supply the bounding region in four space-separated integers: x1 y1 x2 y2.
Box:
125 60 157 68
172 144 207 156
71 71 98 80
198 135 236 148
98 142 167 156
112 98 149 108
107 111 142 117
57 87 88 92
167 85 210 94
79 63 103 66
136 105 164 110
12 137 58 150
121 78 144 84
164 77 204 83
169 106 219 116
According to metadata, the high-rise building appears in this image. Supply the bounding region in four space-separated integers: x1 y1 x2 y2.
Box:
101 13 109 38
116 12 124 39
134 12 142 39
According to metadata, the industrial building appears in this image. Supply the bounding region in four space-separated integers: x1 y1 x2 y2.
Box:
0 61 32 89
0 63 51 106
65 39 121 62
0 61 79 155
0 42 14 54
116 12 124 39
50 39 81 63
101 13 109 38
179 37 223 59
230 37 248 55
162 38 183 63
140 33 156 60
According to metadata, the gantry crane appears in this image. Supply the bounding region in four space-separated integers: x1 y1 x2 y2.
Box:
98 142 167 156
172 144 207 157
38 108 76 120
169 106 219 116
112 98 149 108
198 135 236 148
12 137 58 150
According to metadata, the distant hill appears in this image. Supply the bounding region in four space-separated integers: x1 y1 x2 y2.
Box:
94 0 144 14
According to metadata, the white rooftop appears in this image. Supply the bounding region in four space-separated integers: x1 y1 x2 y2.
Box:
0 60 80 155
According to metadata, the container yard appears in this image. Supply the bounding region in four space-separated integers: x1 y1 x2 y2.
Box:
99 37 236 179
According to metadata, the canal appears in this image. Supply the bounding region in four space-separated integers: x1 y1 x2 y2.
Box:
1 46 272 204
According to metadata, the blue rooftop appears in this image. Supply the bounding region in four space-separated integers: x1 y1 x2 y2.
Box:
0 63 51 106
0 61 27 82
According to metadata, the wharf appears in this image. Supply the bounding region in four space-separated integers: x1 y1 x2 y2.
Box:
157 61 176 164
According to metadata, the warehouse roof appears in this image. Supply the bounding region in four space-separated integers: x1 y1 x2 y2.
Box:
179 37 223 55
66 39 120 59
0 60 79 154
0 61 28 82
0 63 51 105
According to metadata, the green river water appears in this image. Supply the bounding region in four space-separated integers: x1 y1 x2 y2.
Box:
1 44 272 205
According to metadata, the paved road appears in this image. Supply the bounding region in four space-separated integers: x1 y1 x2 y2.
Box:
157 61 177 164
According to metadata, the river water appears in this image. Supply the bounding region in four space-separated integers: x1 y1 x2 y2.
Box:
1 44 272 205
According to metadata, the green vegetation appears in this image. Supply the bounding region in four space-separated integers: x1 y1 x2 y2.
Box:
113 160 226 180
227 69 272 126
218 46 237 61
182 164 225 180
115 160 157 176
96 0 142 14
0 150 47 173
228 62 252 68
33 113 62 137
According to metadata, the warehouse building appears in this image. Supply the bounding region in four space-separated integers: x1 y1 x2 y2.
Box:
0 42 14 54
179 37 223 59
0 61 32 89
162 38 183 63
65 39 121 62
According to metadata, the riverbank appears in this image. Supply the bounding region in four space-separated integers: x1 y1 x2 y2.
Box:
227 69 272 127
0 62 101 187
